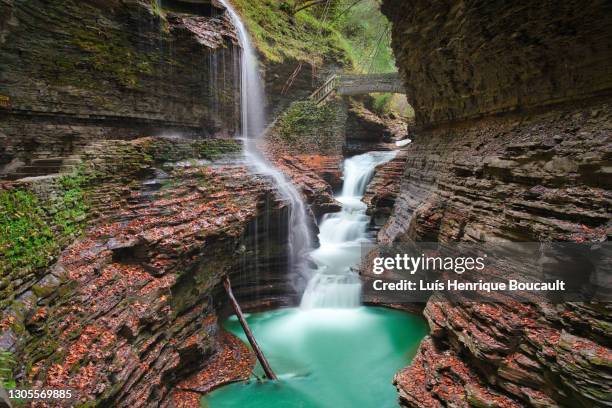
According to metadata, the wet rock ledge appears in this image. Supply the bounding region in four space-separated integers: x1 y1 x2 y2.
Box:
0 136 296 406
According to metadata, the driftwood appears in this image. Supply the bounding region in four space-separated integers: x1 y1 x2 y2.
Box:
222 275 278 380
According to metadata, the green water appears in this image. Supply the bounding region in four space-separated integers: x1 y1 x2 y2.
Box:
203 307 427 408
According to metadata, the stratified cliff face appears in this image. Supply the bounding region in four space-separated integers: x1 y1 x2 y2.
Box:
0 137 294 406
383 0 612 127
0 0 239 176
381 1 612 407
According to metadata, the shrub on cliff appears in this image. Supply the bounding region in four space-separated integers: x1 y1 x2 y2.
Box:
278 100 336 139
231 0 394 72
0 352 16 388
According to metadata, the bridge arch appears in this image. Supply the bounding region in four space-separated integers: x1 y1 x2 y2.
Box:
309 73 404 104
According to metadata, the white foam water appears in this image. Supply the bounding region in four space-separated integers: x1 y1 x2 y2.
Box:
301 151 397 308
219 0 312 289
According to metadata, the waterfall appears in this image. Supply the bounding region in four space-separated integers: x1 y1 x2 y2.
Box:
301 151 397 308
219 0 313 291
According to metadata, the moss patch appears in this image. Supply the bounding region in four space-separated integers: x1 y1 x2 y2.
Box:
0 170 89 311
0 190 57 281
195 139 242 160
35 0 166 90
271 100 343 153
372 93 392 116
0 351 17 388
278 100 336 138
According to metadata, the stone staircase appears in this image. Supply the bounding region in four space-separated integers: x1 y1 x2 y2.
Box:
4 155 82 180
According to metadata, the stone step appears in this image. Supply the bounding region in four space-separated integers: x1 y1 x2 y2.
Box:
4 173 59 181
31 157 65 166
59 165 77 174
13 168 57 178
62 158 82 166
3 155 84 181
15 166 61 175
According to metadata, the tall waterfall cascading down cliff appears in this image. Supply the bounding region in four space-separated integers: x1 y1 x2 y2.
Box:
0 1 434 406
201 4 429 407
218 0 313 291
301 151 397 308
217 0 398 310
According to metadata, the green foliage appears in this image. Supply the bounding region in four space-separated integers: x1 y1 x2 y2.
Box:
0 351 17 388
0 190 57 279
0 170 89 310
372 93 392 116
55 171 89 239
330 0 395 73
231 0 348 64
196 139 242 160
231 0 395 73
277 100 336 140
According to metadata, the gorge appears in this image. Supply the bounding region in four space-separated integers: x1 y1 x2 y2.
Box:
0 1 611 408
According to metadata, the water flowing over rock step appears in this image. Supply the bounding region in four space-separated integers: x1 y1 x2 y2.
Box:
309 73 404 104
301 151 398 308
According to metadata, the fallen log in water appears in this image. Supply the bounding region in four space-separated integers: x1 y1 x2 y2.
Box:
222 275 278 380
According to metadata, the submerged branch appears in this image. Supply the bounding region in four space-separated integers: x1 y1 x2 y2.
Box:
223 275 278 381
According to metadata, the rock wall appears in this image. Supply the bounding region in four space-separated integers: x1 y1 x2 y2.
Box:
363 150 408 228
344 100 404 155
383 0 612 127
381 1 612 407
0 137 297 406
0 0 240 175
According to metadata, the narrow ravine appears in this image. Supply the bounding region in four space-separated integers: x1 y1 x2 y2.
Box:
200 3 428 407
204 152 428 408
2 1 610 407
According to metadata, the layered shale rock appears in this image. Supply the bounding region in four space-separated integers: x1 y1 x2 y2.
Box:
383 0 612 127
263 97 407 219
0 137 297 406
381 1 612 406
0 0 239 176
344 101 398 155
272 154 342 219
363 150 408 228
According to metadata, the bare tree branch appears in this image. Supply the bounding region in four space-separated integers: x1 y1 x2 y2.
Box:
294 0 328 14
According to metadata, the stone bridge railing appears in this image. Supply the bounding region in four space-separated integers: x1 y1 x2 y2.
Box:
308 72 404 104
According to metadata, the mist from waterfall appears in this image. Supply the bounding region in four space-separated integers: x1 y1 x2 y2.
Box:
300 151 397 308
219 0 312 292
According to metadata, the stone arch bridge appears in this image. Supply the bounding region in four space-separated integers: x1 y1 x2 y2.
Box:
309 73 404 104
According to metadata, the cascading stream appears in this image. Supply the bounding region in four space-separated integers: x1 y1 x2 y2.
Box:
219 0 312 289
300 151 397 308
206 150 427 408
205 5 429 408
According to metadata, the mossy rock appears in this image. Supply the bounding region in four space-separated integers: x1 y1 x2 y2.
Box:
0 169 89 307
277 100 336 139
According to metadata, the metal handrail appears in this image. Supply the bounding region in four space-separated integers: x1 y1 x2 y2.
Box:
308 74 338 104
307 72 402 104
